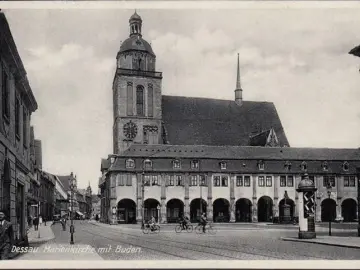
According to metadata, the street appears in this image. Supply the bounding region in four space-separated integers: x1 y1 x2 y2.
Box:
31 221 360 260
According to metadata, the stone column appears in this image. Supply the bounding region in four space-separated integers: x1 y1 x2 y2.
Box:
207 173 213 221
136 173 143 223
336 198 342 221
160 174 167 223
252 176 258 222
273 175 279 220
229 174 235 222
184 173 190 217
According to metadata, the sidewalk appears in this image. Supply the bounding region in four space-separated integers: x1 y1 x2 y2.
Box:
282 236 360 249
27 223 55 244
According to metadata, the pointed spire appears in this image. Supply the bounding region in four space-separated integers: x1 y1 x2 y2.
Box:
236 53 241 90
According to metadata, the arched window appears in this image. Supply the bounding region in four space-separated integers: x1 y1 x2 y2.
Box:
136 85 144 116
301 161 307 171
343 161 349 171
148 84 153 117
126 82 133 116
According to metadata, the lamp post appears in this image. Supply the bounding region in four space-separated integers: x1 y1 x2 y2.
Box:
157 204 160 223
326 183 332 236
141 171 145 229
69 173 76 245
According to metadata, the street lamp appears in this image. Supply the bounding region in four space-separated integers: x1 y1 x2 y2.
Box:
69 172 76 245
141 170 145 229
326 183 332 236
157 204 160 223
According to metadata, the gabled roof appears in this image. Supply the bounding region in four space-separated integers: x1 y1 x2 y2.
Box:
161 96 289 147
114 144 360 162
56 175 71 192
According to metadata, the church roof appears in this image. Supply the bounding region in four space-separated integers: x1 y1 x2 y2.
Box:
349 44 360 57
161 95 289 147
119 35 155 56
56 175 71 191
117 144 360 161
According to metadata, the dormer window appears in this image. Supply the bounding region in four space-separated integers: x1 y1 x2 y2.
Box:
125 159 135 169
284 161 292 171
144 159 152 170
343 161 349 171
220 162 227 170
173 160 181 169
301 161 307 172
322 161 328 171
258 160 265 170
191 160 199 169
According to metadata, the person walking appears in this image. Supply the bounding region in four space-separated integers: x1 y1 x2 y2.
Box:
33 216 39 231
200 213 207 233
0 211 14 260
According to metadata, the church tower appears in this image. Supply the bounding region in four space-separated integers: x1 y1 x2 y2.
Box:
113 11 163 154
86 181 92 196
234 53 243 106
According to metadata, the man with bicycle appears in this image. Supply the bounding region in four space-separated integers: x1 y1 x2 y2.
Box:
179 214 190 230
149 216 156 231
200 213 207 233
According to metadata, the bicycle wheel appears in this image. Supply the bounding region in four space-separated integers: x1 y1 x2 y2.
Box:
175 225 182 233
195 225 203 234
154 225 160 234
208 225 216 235
142 226 149 234
186 225 193 233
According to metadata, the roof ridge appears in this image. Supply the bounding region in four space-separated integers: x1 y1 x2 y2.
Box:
162 95 273 104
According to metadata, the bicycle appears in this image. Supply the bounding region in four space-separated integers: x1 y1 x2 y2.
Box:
195 223 217 234
142 223 160 234
175 223 193 233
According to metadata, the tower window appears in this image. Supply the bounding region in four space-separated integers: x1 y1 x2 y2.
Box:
136 85 144 116
148 84 153 117
127 82 133 116
132 57 139 70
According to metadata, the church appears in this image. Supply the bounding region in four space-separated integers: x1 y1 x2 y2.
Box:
99 12 359 224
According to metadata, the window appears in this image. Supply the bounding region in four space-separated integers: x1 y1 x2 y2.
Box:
191 160 199 169
266 176 272 187
126 82 133 116
244 176 251 187
258 160 264 170
151 175 158 186
213 176 220 187
344 176 356 187
132 57 139 70
284 161 292 171
2 66 10 120
323 175 335 187
136 85 144 116
190 175 198 186
287 176 294 187
144 175 150 186
343 162 349 171
173 160 181 169
126 174 132 186
236 176 243 187
220 162 227 170
199 175 206 186
258 176 265 187
23 109 27 147
144 159 152 170
15 97 21 138
167 175 174 186
175 175 183 186
125 159 135 168
280 176 286 187
221 176 228 187
148 84 153 117
322 161 328 171
301 161 307 171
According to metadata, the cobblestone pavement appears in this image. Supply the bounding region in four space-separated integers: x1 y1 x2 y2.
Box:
44 221 360 260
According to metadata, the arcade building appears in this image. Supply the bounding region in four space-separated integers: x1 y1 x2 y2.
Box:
99 12 359 224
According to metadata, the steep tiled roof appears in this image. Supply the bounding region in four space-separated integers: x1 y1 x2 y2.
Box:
161 96 289 147
115 144 360 161
56 175 71 192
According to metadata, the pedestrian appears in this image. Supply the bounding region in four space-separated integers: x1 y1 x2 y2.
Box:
33 216 39 231
0 211 14 260
39 216 43 226
43 217 47 226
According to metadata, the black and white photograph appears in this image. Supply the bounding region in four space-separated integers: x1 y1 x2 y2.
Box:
0 1 360 264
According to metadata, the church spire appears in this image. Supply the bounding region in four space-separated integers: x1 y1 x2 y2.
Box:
234 53 243 106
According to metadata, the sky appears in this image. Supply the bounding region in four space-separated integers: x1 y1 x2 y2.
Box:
2 3 360 192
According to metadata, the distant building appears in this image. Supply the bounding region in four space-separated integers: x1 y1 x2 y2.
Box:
91 194 101 219
53 175 69 217
39 171 56 221
0 11 38 244
57 174 80 218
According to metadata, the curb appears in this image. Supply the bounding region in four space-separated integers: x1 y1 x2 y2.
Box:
281 237 360 249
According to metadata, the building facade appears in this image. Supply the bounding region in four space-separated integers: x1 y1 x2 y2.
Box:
53 175 69 218
100 12 359 224
0 11 38 243
39 171 56 221
91 194 101 219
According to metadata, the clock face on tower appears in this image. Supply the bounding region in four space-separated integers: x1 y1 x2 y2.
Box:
123 121 138 140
